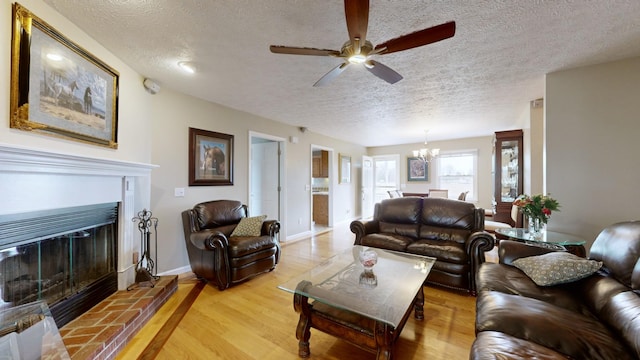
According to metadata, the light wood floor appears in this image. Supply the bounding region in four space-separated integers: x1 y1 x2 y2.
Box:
116 223 481 359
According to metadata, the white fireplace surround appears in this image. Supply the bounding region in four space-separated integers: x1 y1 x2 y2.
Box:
0 143 157 290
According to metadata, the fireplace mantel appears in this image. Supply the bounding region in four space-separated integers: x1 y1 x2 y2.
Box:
0 143 156 176
0 143 158 290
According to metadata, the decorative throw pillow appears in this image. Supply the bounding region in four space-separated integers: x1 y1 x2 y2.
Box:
512 252 602 286
230 215 267 237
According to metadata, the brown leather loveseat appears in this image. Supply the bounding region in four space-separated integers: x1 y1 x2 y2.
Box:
471 221 640 359
350 197 494 295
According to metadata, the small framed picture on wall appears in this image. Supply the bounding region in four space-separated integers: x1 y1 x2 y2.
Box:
188 127 234 186
407 157 428 181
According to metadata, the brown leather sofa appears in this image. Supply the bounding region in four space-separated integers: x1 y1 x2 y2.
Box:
181 200 280 290
471 221 640 359
350 197 494 295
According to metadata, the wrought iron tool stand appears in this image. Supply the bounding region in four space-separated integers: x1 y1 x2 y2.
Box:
127 209 159 290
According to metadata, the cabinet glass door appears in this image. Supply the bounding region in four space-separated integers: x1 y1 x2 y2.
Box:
500 140 519 202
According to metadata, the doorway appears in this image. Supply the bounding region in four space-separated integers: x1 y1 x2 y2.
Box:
311 145 333 235
249 132 286 238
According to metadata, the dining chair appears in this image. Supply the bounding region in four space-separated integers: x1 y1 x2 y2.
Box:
429 189 449 199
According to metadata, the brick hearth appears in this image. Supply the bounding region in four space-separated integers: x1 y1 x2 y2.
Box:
59 276 178 359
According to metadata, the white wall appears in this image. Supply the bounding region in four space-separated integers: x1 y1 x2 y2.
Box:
546 56 640 251
367 136 495 210
0 0 153 164
148 88 366 273
528 102 544 195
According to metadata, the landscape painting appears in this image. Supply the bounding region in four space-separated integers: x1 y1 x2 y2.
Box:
10 3 119 148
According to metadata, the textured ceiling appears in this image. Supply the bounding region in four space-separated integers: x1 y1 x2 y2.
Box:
42 0 640 146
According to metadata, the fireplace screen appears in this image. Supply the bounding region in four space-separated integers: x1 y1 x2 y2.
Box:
0 203 118 326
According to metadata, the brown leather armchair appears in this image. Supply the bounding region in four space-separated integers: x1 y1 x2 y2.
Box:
181 200 280 290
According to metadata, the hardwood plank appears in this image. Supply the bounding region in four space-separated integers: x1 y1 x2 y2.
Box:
137 280 205 360
118 223 479 359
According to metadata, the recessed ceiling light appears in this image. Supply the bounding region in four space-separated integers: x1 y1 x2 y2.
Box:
178 61 196 74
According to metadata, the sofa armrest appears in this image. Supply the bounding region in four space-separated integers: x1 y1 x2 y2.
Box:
350 219 380 245
465 231 496 295
186 230 231 289
262 220 281 263
188 230 229 251
262 220 281 238
499 240 564 265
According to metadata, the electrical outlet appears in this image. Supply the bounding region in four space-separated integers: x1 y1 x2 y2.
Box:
174 187 185 197
132 251 139 264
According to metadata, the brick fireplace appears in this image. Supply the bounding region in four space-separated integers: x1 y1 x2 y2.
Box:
0 144 157 326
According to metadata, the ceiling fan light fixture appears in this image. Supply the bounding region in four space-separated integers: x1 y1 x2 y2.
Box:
348 54 367 64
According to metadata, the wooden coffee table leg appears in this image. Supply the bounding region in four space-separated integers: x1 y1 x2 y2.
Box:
293 287 312 358
414 286 425 320
374 321 393 360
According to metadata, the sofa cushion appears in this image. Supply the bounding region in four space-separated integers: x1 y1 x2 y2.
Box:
576 274 640 358
471 331 568 360
589 221 640 289
476 262 592 316
419 225 472 245
512 252 602 286
194 200 246 229
475 291 635 359
227 234 276 259
421 197 478 230
379 221 420 239
376 197 422 223
407 239 467 264
231 215 267 237
360 234 411 252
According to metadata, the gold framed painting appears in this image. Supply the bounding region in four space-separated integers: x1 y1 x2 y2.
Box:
10 3 119 148
188 128 234 186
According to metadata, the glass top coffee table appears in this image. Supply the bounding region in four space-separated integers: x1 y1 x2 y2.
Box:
495 228 587 257
278 245 435 359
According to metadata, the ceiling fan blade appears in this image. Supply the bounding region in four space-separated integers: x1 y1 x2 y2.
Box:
375 21 456 54
313 63 350 87
270 45 340 57
365 60 403 84
344 0 369 53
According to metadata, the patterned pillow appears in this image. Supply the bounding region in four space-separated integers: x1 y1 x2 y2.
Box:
512 252 602 286
230 215 267 237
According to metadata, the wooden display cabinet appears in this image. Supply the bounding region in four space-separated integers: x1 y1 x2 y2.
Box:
493 130 523 225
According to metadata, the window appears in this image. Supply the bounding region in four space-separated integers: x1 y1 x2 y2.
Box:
373 155 400 203
437 150 478 201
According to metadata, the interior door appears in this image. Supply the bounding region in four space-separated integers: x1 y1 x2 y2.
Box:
361 155 374 219
260 141 280 219
250 137 282 223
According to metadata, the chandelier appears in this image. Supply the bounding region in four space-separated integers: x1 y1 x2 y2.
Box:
412 130 439 162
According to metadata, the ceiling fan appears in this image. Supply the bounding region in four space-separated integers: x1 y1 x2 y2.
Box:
269 0 455 87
